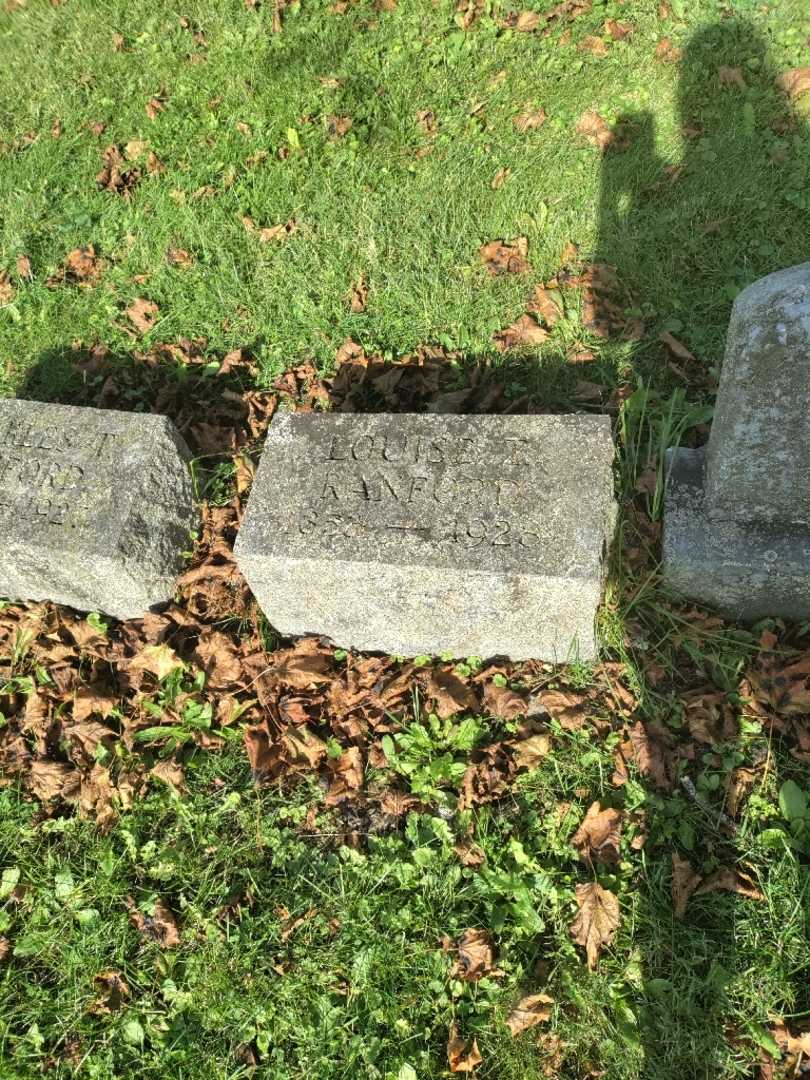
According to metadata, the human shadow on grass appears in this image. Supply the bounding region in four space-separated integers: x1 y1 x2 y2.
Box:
592 18 810 1079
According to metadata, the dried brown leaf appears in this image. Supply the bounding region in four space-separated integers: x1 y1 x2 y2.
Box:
479 237 531 276
695 868 764 901
453 928 496 981
426 669 478 719
777 68 810 100
718 66 746 91
671 853 701 918
570 882 619 969
513 106 547 132
447 1025 483 1072
571 801 622 864
506 992 553 1036
493 314 548 352
126 297 159 335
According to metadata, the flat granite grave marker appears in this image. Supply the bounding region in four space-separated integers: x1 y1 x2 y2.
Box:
0 399 197 620
664 261 810 620
235 412 617 660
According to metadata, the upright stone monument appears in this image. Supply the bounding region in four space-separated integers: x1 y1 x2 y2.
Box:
0 400 197 619
235 412 617 661
664 261 810 620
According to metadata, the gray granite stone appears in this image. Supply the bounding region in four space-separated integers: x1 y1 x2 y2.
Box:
706 261 810 524
664 262 810 620
234 412 617 661
0 399 197 620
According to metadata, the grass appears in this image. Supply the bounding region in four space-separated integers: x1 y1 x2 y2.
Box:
1 0 810 1077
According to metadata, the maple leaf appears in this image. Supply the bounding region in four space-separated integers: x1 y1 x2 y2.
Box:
271 638 334 689
0 271 14 306
695 868 764 902
506 992 553 1036
129 643 184 681
325 745 364 805
425 668 477 719
776 68 810 100
327 115 352 137
89 970 130 1014
570 882 619 969
145 95 165 120
349 273 368 313
654 37 682 62
479 237 531 276
604 17 633 39
167 247 194 267
671 853 701 918
571 801 622 864
493 314 548 352
30 761 80 803
483 682 528 719
447 1025 483 1072
513 106 547 132
453 928 497 981
126 297 159 334
417 108 437 135
129 897 181 947
514 10 540 31
527 284 563 327
579 34 608 57
575 110 626 152
511 732 551 770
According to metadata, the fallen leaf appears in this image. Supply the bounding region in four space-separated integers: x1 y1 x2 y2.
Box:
570 882 619 969
671 853 701 918
513 106 547 132
479 237 531 276
447 1025 483 1073
571 801 622 864
514 10 540 31
150 758 186 793
575 110 624 152
145 95 165 120
604 18 633 39
493 314 548 352
0 271 14 306
30 761 79 803
167 247 194 267
129 897 181 947
483 682 528 719
272 638 333 689
125 298 159 335
695 868 764 902
327 115 352 137
426 669 478 718
129 643 183 681
654 37 682 63
454 840 486 866
16 254 32 280
527 284 563 327
579 34 608 57
90 970 130 1013
776 68 810 100
718 66 746 91
349 273 368 313
124 139 147 161
51 117 62 139
417 108 437 135
235 120 252 137
511 732 551 769
506 992 553 1036
491 167 510 189
453 928 496 981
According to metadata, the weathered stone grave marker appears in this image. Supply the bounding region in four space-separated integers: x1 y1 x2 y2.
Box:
0 399 197 619
235 412 616 660
665 261 810 619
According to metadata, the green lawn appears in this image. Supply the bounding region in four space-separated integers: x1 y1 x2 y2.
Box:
2 0 810 1077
